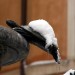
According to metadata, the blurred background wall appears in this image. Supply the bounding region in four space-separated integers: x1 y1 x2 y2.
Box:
0 0 21 26
0 0 67 75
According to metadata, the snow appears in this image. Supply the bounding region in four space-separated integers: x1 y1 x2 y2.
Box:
28 19 58 49
64 69 75 75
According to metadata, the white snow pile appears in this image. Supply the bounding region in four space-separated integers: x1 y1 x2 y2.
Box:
64 69 75 75
28 19 58 49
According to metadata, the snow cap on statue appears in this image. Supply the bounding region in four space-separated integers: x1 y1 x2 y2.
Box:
28 19 58 49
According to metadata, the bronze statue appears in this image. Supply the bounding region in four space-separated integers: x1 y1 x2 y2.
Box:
0 20 60 75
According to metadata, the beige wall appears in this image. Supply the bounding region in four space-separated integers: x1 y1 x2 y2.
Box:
67 0 75 59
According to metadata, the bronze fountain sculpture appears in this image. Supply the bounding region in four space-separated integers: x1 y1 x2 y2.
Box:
0 20 60 75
